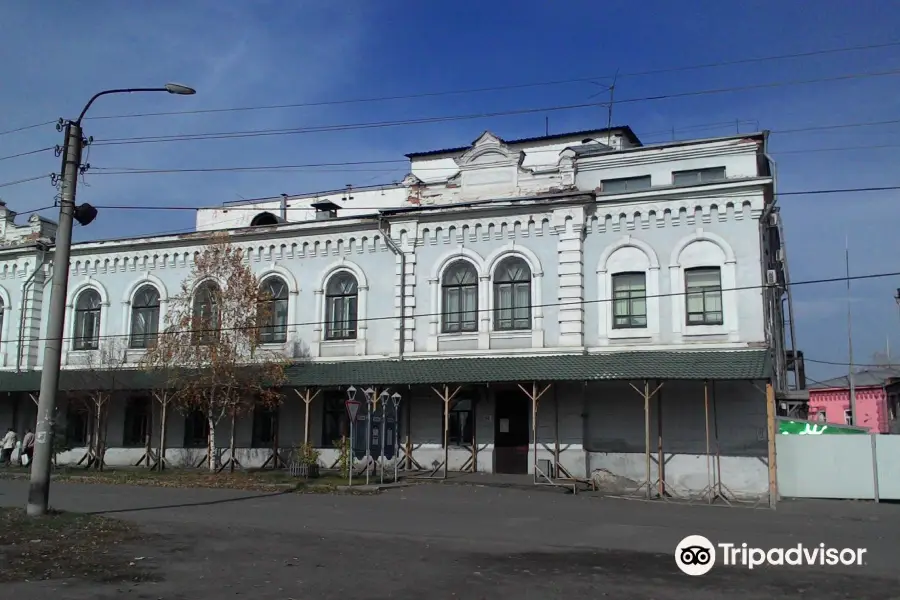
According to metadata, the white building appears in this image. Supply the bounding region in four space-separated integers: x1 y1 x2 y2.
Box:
0 126 798 501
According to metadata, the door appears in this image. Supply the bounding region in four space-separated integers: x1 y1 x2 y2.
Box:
494 390 529 474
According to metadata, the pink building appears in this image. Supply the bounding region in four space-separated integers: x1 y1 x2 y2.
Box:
808 368 900 433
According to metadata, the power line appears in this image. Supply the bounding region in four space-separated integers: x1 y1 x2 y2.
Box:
0 147 54 162
86 140 900 176
0 174 48 189
81 39 900 122
16 269 900 345
48 184 900 215
0 120 56 138
804 357 900 368
89 68 900 147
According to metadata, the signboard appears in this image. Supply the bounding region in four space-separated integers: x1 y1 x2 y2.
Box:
778 419 868 435
345 399 361 421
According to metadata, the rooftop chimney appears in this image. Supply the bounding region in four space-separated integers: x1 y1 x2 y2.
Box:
310 200 341 220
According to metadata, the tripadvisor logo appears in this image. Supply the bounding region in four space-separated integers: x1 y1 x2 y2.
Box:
675 535 868 575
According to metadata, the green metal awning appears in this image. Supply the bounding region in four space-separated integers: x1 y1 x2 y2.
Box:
0 349 771 393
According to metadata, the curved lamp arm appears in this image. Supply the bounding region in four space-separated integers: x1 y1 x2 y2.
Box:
76 83 196 124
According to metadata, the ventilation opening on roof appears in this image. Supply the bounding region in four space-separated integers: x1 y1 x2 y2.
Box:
250 211 282 226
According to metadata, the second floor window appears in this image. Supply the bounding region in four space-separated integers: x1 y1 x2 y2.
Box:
73 288 101 350
612 272 647 329
130 285 160 349
493 257 531 330
192 281 220 344
442 260 478 333
673 167 726 186
258 277 289 344
601 175 651 194
685 267 723 326
325 272 358 340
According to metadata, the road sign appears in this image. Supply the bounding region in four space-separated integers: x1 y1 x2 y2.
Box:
346 399 361 420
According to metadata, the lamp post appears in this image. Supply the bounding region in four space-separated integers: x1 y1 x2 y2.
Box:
345 386 359 487
27 83 196 517
379 390 389 485
363 388 376 486
390 392 402 483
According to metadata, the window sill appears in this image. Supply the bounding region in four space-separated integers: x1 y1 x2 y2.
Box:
490 330 532 340
438 332 479 340
321 339 356 347
608 327 651 340
683 324 727 336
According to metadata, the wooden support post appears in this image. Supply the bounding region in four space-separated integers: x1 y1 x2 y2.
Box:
554 384 560 477
430 384 460 479
629 380 663 499
517 382 551 482
704 380 712 504
293 387 320 446
656 385 665 497
765 381 778 508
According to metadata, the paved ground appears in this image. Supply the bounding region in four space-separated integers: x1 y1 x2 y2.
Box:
1 479 898 599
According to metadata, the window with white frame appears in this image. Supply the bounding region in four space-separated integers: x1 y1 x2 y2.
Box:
601 175 651 194
493 256 531 331
192 281 220 345
844 409 853 425
325 271 358 340
258 277 289 344
73 288 102 350
612 272 647 329
684 267 723 326
815 410 827 423
673 167 726 186
129 285 160 349
442 260 478 333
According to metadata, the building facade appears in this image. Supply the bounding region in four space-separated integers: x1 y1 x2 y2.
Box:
808 368 900 433
0 127 794 501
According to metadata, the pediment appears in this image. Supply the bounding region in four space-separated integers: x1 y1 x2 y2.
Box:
401 173 424 187
455 131 522 168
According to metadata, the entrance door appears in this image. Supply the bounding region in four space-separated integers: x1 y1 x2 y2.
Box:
494 390 529 474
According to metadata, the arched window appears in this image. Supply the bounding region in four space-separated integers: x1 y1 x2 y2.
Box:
442 260 478 333
493 256 531 331
73 289 102 350
325 272 358 340
192 281 219 344
258 277 289 344
129 285 160 348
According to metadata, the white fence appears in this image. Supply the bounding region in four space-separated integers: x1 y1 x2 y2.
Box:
776 434 900 501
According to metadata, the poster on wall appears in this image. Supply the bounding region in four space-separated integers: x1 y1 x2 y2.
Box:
778 418 868 435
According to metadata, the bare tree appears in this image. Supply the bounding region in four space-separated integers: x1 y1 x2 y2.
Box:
70 338 131 470
141 233 288 471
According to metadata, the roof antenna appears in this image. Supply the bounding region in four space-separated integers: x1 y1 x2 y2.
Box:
588 68 618 147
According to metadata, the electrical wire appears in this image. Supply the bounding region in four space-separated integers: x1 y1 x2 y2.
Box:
0 120 56 138
803 357 900 368
45 184 900 214
86 141 900 176
82 39 900 121
0 174 49 189
13 267 900 346
88 68 900 147
0 147 54 162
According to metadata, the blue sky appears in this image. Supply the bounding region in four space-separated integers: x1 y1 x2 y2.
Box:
1 0 899 381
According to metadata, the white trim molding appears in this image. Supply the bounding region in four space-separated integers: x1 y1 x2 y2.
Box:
597 235 660 344
669 228 738 340
257 265 300 350
63 279 110 364
484 244 545 348
427 246 486 352
0 284 10 366
312 259 369 357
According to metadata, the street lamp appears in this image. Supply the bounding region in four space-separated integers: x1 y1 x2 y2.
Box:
363 388 375 485
27 83 197 517
378 390 389 484
345 386 359 486
390 392 402 483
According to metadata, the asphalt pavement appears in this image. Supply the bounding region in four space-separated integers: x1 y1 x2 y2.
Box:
1 480 897 599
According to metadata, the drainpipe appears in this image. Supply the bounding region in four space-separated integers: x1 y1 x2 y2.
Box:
17 243 48 372
762 132 797 393
379 217 406 359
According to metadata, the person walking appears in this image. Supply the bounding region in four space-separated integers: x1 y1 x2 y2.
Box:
1 428 17 467
21 429 35 466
